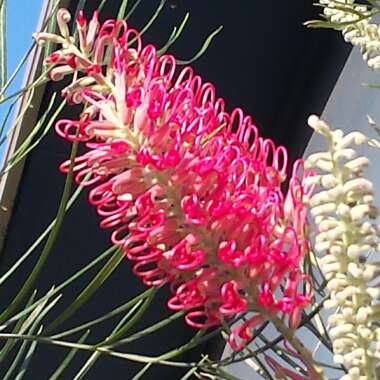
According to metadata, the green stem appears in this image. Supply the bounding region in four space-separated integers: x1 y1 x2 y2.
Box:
72 293 156 380
0 141 78 324
1 244 114 330
269 315 326 380
46 247 122 332
50 288 155 340
48 330 91 380
0 333 193 368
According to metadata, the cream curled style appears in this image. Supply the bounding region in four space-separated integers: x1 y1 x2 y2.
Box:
306 115 380 380
34 8 315 351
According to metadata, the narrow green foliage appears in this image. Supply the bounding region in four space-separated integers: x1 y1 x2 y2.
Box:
0 141 78 324
104 292 156 345
3 326 42 380
0 46 33 99
131 363 152 380
1 93 64 176
50 288 155 340
73 294 155 380
0 173 82 288
0 332 193 368
72 302 146 379
48 330 91 380
1 244 115 331
0 73 48 105
0 101 14 143
0 0 6 93
176 25 223 65
2 293 60 375
75 0 87 13
0 292 36 363
46 247 122 332
0 0 60 99
43 8 59 59
14 326 42 380
136 0 166 38
125 0 143 20
179 356 208 380
113 311 184 348
98 0 108 12
158 12 190 55
117 0 129 20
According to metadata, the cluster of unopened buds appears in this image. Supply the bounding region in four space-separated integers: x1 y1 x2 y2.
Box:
318 0 380 70
36 9 314 350
306 116 380 380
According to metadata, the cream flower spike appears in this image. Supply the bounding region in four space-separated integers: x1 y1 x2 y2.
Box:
318 0 380 70
306 115 380 380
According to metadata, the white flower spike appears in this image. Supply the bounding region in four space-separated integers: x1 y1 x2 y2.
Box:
318 0 380 70
306 115 380 380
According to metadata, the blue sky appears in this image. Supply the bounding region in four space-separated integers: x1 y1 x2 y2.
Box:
0 0 44 161
7 0 44 82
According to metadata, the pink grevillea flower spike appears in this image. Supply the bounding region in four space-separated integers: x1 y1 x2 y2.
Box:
35 8 315 350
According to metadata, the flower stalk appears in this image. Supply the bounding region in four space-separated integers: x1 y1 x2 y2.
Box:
32 8 324 376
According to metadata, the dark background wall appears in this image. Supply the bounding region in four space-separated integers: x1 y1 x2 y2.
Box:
0 1 350 379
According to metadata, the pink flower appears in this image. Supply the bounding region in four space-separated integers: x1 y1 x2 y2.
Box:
38 9 314 350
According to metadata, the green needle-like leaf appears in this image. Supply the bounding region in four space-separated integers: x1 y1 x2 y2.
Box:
0 140 78 324
0 332 193 368
131 363 152 380
0 0 6 93
2 294 61 375
14 326 42 380
113 311 183 348
158 12 190 56
73 292 156 380
125 0 143 20
176 25 223 65
46 247 123 332
117 0 129 20
1 244 114 330
48 330 91 380
50 288 155 340
0 291 36 363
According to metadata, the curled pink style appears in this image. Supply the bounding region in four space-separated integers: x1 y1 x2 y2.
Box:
37 9 314 350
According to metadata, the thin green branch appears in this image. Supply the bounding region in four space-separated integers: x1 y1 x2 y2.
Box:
0 292 36 364
0 244 115 331
0 140 78 324
0 333 194 368
117 0 129 20
125 0 143 20
46 247 123 332
158 12 190 55
73 293 156 379
50 288 156 340
0 0 7 92
176 25 223 65
48 330 91 380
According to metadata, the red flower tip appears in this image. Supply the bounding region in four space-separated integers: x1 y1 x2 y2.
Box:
86 64 101 76
76 10 86 27
110 140 130 154
65 54 77 69
258 283 275 308
45 52 61 64
220 281 247 316
218 240 246 267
